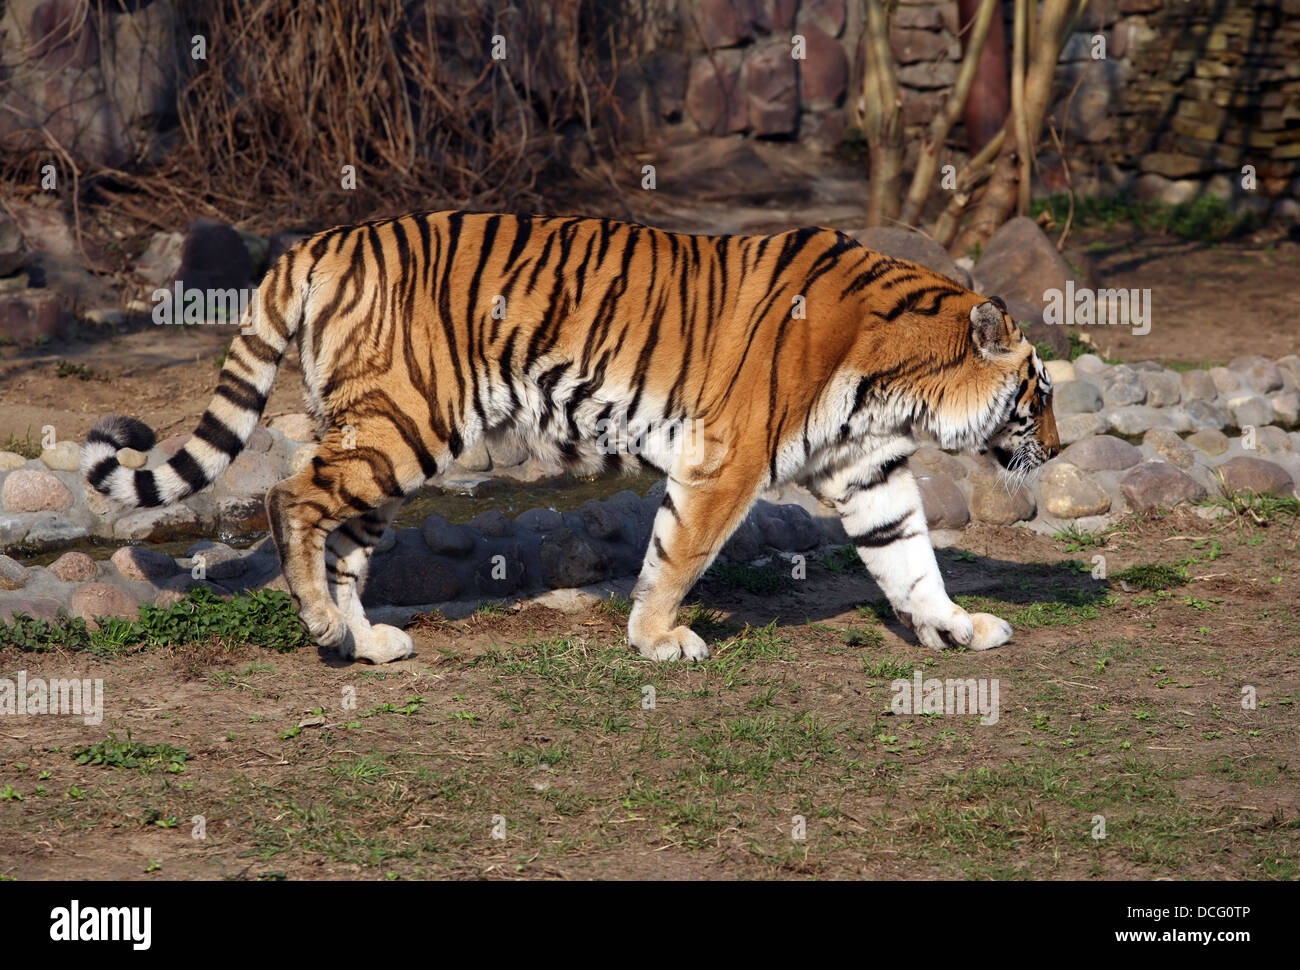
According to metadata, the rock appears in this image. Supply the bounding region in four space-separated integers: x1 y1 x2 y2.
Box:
421 514 477 557
1053 380 1103 414
0 596 63 623
289 444 316 475
117 447 147 469
0 554 28 590
1180 400 1230 431
1060 435 1142 471
0 211 29 276
755 503 822 550
111 546 179 581
514 508 564 533
1214 457 1295 496
1143 429 1195 470
1209 367 1242 394
1250 426 1292 455
848 226 971 288
1185 429 1229 455
178 219 252 296
799 0 846 36
365 554 464 605
745 42 798 136
24 521 88 546
916 474 970 529
1179 369 1217 402
2 469 73 513
971 216 1081 314
469 510 513 538
909 445 967 480
39 440 80 471
1227 395 1274 430
1270 391 1299 427
71 583 142 623
798 25 848 106
1135 173 1199 206
1072 353 1108 378
540 528 610 588
1119 462 1207 509
531 588 604 614
216 497 268 535
1107 405 1171 436
133 231 184 286
685 51 747 136
0 452 27 471
1039 461 1111 517
1101 366 1147 407
268 412 316 443
1230 355 1282 393
580 500 625 541
475 547 526 596
1044 359 1075 384
700 0 757 47
721 516 764 562
1139 371 1181 407
157 434 191 457
246 428 274 454
968 469 1035 524
897 61 957 89
47 551 99 582
221 452 281 497
1056 413 1107 445
113 505 199 541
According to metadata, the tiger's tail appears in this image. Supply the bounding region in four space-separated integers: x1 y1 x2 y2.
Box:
81 253 309 509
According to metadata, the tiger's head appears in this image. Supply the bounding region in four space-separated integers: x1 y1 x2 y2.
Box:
967 296 1060 476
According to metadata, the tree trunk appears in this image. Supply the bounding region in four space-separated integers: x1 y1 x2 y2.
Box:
958 0 1009 154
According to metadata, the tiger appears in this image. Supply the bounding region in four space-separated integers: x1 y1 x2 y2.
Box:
82 210 1059 665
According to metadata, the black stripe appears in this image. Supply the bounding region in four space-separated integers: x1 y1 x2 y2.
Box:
169 448 209 494
134 469 161 508
194 412 243 456
86 457 116 490
849 510 916 548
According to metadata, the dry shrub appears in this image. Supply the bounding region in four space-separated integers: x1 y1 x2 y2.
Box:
4 0 625 236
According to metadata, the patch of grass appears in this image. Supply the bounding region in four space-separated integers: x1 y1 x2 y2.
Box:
1 429 43 459
1032 191 1262 241
1204 490 1300 526
472 600 511 617
708 560 794 595
956 587 1114 629
1112 563 1189 591
0 586 313 653
55 359 96 380
1053 523 1110 551
594 593 632 621
842 626 884 648
72 731 191 773
817 545 865 575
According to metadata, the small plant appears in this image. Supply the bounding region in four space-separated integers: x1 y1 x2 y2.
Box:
71 731 191 773
1053 523 1109 552
55 360 95 380
817 545 865 575
1112 563 1188 591
1 429 43 460
842 626 885 648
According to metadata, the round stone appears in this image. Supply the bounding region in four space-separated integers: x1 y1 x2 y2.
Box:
1060 435 1142 472
917 473 970 529
1142 429 1194 470
71 582 142 623
968 469 1035 524
1039 462 1111 517
1119 462 1208 510
1185 429 1229 456
2 469 73 513
111 546 180 581
1053 380 1103 414
49 551 99 582
39 440 81 472
1214 457 1294 496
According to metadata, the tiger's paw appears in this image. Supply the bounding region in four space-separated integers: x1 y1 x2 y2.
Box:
348 624 415 664
908 602 976 651
968 612 1012 651
632 625 710 663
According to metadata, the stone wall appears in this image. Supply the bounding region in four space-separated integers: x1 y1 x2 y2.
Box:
617 0 1300 210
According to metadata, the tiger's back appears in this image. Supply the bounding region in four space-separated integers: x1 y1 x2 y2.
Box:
83 210 1058 664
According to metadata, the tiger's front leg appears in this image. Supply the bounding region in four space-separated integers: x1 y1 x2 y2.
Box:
826 456 1012 651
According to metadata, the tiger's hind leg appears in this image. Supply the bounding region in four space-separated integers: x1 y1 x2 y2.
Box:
267 426 428 663
820 456 1012 651
627 448 765 662
325 498 412 664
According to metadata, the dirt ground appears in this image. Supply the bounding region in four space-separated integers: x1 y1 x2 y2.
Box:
1 507 1297 880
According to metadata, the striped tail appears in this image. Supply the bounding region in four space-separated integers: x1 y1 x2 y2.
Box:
81 258 307 509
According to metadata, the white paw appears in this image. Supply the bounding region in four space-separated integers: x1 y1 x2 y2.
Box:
348 624 415 664
913 603 974 651
633 625 710 662
968 612 1012 651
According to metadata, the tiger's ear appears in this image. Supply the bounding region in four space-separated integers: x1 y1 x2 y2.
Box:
970 301 1009 357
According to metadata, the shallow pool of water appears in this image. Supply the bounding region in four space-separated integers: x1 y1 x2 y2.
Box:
16 470 665 565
